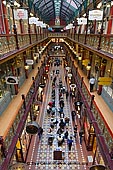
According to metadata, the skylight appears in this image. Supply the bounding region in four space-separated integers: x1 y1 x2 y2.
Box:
54 0 61 16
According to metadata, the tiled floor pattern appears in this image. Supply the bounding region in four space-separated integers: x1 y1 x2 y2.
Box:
28 62 90 170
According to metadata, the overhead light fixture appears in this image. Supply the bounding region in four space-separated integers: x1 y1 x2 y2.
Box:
86 63 91 70
83 13 86 17
78 56 82 61
14 1 20 7
2 0 6 5
30 13 34 16
7 3 10 7
97 2 102 9
24 63 29 70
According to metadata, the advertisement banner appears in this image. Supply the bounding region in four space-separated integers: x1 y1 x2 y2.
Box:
14 9 28 20
29 17 37 24
26 59 34 65
98 77 112 85
6 76 18 84
89 10 103 21
77 17 87 25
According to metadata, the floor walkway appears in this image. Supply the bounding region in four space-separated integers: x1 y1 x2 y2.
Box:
26 58 93 170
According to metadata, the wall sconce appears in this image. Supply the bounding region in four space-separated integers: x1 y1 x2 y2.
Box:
86 63 91 70
33 55 37 60
78 56 82 60
24 63 29 70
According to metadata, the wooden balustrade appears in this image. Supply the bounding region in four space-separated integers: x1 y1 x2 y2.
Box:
72 62 113 151
0 33 113 60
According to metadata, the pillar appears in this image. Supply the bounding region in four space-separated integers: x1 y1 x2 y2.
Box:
2 3 9 34
11 64 18 95
97 59 107 95
107 6 113 34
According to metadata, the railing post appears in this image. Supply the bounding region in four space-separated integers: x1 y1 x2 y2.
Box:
11 6 19 49
90 95 95 109
81 77 84 88
0 136 7 158
22 94 26 109
28 9 32 44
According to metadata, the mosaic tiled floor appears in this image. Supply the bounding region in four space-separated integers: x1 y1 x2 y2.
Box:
27 62 90 170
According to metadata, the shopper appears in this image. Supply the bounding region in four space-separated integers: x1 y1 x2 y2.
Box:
57 134 64 146
79 130 84 145
38 127 43 140
66 90 69 99
71 110 76 122
64 129 69 139
89 76 95 92
74 125 77 139
67 136 73 151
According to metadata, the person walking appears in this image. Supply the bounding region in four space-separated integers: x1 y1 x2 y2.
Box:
38 127 43 140
64 129 69 139
71 110 76 122
74 125 77 139
66 90 69 99
67 136 73 151
79 130 84 145
89 76 95 92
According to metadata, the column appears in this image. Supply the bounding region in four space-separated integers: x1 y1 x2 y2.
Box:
97 59 107 95
107 5 113 34
2 2 9 34
11 64 18 95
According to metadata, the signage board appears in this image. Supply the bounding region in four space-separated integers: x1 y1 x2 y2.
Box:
29 17 37 24
33 53 39 58
26 121 39 135
68 73 72 78
14 9 28 20
26 59 34 65
98 77 112 85
6 76 18 84
70 84 76 89
89 10 103 21
65 67 71 71
82 59 89 66
39 83 45 88
77 17 87 25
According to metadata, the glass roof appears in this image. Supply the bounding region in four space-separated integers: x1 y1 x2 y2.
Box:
31 0 86 25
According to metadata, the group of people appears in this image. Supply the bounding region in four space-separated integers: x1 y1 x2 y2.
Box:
46 69 76 151
44 59 85 154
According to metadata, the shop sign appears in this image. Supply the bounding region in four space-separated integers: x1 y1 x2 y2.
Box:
14 9 28 20
75 101 83 106
26 59 34 65
68 73 72 78
33 53 39 58
66 67 71 71
9 163 27 170
26 121 39 135
90 165 106 170
70 84 76 89
82 59 89 66
77 17 87 25
88 10 103 21
39 83 45 88
98 77 112 85
29 17 38 24
6 76 18 84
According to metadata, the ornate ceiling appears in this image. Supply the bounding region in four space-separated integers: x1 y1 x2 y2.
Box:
28 0 86 26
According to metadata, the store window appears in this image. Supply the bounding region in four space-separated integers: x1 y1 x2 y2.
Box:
102 61 113 111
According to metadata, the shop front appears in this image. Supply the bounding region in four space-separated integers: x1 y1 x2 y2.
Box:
84 118 96 151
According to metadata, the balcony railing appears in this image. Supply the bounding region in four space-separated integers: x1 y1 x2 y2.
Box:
0 33 113 61
68 33 113 55
0 33 48 60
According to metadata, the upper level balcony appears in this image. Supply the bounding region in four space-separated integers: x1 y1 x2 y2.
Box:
0 32 113 62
